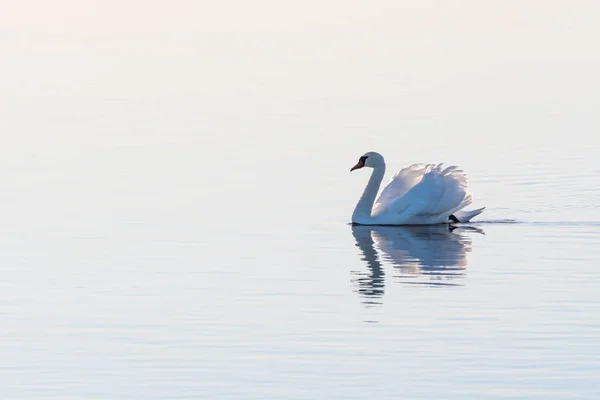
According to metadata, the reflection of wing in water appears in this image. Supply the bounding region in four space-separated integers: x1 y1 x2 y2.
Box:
351 225 484 303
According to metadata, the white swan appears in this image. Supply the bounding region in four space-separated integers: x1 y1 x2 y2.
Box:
350 152 485 225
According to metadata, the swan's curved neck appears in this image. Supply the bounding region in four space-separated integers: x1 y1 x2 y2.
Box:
352 165 385 223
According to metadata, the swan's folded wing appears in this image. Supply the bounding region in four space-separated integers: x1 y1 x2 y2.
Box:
374 164 435 213
381 164 472 223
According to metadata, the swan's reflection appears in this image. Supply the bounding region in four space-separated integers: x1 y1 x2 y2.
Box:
351 224 484 305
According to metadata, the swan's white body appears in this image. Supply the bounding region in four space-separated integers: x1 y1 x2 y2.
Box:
351 152 484 225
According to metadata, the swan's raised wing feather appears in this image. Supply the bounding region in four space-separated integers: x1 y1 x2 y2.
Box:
375 163 473 224
374 164 436 212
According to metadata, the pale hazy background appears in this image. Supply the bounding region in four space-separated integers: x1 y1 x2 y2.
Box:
2 1 599 234
1 1 600 399
3 1 599 217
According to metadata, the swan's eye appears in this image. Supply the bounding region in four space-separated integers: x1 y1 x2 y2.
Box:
360 156 368 162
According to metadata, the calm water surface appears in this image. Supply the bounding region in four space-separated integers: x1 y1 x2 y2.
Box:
1 135 599 399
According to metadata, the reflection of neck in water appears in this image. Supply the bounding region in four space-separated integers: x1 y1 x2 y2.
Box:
351 225 385 305
351 224 484 300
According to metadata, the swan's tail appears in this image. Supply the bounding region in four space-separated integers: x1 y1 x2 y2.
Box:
449 207 486 223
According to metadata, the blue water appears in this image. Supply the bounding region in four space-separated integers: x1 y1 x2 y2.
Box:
2 152 600 399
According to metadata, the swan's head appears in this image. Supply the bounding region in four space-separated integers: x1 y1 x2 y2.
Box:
350 151 385 171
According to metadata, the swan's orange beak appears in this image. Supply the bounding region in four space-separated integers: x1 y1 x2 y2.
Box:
350 159 364 171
